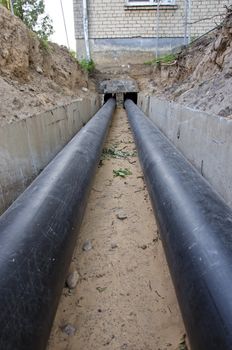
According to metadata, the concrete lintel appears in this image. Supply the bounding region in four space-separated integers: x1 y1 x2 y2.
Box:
98 79 139 94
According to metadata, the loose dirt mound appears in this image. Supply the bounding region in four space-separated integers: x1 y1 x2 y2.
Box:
0 6 92 127
150 6 232 117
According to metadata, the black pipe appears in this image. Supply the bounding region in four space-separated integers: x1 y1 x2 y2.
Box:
125 99 232 350
0 98 116 350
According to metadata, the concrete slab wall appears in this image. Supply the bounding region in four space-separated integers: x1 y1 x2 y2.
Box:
138 94 232 207
76 37 185 63
0 95 100 215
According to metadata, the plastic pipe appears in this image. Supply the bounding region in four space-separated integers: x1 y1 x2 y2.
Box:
125 99 232 350
0 98 116 350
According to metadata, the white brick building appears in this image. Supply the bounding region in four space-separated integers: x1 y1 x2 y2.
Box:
73 0 230 62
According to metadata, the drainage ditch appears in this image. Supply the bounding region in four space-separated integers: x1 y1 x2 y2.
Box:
1 88 232 350
48 105 185 350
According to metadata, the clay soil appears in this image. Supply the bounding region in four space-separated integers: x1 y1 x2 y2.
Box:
47 108 186 350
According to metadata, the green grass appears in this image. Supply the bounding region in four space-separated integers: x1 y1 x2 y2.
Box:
144 53 177 66
79 58 95 73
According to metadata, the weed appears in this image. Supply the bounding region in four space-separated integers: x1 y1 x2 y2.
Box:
144 53 177 66
79 59 95 73
69 50 77 60
101 147 137 160
39 37 50 52
113 168 132 178
178 335 188 350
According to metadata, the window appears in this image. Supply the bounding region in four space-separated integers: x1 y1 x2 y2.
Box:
126 0 176 6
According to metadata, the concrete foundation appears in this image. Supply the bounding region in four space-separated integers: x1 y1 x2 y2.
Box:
138 94 232 207
0 95 100 215
76 37 184 64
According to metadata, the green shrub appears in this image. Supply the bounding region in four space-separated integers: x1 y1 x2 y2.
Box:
0 0 11 10
79 59 95 73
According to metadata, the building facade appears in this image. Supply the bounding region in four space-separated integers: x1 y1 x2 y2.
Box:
73 0 230 63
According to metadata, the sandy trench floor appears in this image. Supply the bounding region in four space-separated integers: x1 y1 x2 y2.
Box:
48 107 186 350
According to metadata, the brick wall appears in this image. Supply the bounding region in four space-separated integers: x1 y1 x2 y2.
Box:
74 0 230 40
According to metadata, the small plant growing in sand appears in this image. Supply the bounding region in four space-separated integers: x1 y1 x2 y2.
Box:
101 147 137 160
113 168 132 178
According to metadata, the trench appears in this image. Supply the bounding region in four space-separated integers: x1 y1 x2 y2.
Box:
47 107 185 350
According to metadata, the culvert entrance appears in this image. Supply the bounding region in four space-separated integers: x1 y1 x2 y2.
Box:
100 79 139 106
104 93 115 103
124 92 138 105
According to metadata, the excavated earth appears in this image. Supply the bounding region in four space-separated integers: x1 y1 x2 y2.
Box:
95 7 232 118
0 5 96 127
48 108 187 350
1 4 232 127
1 5 232 350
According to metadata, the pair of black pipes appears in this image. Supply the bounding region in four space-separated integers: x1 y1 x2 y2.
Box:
0 98 232 349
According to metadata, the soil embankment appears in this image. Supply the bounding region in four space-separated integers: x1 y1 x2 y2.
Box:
0 5 93 127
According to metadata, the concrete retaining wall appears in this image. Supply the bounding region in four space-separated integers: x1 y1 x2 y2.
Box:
76 37 185 64
138 94 232 207
0 95 100 215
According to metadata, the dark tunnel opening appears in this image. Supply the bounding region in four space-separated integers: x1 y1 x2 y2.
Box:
124 92 138 105
104 93 115 103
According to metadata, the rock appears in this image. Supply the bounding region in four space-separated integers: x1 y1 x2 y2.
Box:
36 66 43 74
214 36 223 51
210 51 217 63
66 270 79 289
111 242 118 249
82 87 88 92
116 212 127 220
216 53 225 67
1 48 9 59
214 35 227 52
61 323 76 336
82 240 92 251
12 97 23 109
